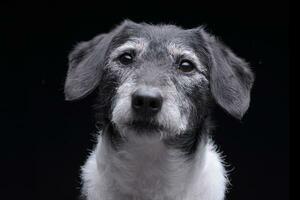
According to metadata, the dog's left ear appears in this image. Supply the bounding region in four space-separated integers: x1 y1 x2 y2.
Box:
198 28 255 120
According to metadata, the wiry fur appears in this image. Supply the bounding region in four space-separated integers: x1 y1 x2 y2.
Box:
64 20 254 200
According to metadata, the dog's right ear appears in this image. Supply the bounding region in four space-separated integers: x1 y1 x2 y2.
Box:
64 34 107 101
64 20 140 101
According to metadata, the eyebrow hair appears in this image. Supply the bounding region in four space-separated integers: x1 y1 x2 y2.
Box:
167 42 207 73
109 38 148 59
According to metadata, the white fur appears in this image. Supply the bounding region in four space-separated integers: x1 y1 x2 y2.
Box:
81 131 228 200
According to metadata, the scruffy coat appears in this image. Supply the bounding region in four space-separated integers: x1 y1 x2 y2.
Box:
65 20 254 200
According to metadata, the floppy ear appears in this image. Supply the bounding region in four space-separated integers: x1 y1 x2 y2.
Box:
64 34 107 101
64 20 140 101
200 29 254 119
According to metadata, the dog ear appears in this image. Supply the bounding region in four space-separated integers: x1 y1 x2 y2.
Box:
64 20 140 101
199 29 254 119
64 34 107 101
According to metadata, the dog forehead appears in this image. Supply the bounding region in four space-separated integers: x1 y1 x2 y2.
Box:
143 24 186 39
113 23 197 51
142 25 197 48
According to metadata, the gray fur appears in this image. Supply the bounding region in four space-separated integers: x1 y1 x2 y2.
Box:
199 29 254 119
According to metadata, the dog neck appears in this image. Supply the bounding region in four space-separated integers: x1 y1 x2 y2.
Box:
93 122 211 199
82 120 227 200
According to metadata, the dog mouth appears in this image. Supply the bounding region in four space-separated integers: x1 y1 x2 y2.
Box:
125 119 164 131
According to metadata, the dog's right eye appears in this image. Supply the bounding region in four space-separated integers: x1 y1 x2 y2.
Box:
118 53 134 65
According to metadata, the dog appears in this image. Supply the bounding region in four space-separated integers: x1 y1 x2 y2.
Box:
64 20 254 200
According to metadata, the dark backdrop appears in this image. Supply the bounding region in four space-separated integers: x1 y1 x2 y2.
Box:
1 1 289 200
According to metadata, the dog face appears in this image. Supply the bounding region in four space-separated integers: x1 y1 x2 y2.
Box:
65 20 254 139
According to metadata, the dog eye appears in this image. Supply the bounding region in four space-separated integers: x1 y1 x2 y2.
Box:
178 60 195 73
118 53 134 65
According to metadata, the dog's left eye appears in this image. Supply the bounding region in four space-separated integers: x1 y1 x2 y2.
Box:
178 60 196 73
118 53 134 65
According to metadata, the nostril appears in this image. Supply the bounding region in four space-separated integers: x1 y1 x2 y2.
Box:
149 99 161 110
133 96 144 108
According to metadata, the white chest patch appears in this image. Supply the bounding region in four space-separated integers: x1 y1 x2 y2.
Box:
81 132 228 200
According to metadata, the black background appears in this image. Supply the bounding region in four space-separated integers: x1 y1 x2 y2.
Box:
1 1 289 200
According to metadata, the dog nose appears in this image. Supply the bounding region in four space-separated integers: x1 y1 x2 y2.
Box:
132 88 163 115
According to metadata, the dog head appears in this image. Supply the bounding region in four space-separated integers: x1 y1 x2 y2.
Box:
65 20 254 138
